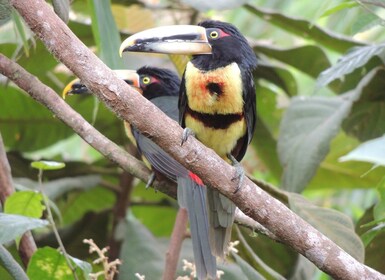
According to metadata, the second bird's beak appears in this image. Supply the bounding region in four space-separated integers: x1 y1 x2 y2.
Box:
62 70 141 99
119 25 212 56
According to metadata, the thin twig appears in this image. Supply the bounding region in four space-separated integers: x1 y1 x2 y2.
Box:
0 244 29 280
163 208 189 280
37 169 78 280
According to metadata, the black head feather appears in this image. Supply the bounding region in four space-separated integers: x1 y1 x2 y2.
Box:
137 66 180 100
194 20 257 70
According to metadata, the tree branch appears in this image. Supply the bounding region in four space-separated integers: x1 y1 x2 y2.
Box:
0 133 37 267
163 208 188 280
4 1 385 278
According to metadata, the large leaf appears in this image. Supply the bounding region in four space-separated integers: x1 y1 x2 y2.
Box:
244 4 363 54
0 213 48 244
0 87 74 151
4 191 44 218
255 62 297 96
253 44 331 79
289 193 364 262
315 44 385 90
27 247 84 280
88 0 123 68
59 186 115 225
118 214 164 279
308 132 385 190
342 68 385 141
0 86 125 152
278 69 377 192
339 135 385 167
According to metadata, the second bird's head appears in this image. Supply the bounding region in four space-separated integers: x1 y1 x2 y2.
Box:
119 20 257 69
63 66 180 100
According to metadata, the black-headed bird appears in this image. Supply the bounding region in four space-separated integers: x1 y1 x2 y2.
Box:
120 20 257 259
63 66 217 279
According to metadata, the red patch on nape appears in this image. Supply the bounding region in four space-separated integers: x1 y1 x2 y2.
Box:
220 30 230 38
188 172 203 186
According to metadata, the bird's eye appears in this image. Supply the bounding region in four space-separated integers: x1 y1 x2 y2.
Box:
142 76 151 84
209 31 219 39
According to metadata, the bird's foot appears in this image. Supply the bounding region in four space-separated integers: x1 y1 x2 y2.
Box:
145 172 156 191
227 154 244 194
181 127 195 146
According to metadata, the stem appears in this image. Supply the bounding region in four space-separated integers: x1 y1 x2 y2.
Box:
0 244 29 280
163 208 189 280
37 169 78 280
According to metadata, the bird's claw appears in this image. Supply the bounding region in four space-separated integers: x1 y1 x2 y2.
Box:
145 172 156 191
181 127 195 146
227 154 244 194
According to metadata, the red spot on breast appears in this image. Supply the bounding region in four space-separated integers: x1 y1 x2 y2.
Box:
188 172 203 186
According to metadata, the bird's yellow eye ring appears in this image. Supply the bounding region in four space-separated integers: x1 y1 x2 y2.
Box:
209 31 219 39
142 76 151 84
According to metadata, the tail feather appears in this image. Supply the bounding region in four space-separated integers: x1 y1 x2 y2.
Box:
207 188 236 258
177 177 217 279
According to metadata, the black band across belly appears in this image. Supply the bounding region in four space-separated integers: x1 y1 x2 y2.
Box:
185 106 244 129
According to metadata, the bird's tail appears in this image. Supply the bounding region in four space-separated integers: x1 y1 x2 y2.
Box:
206 187 236 259
177 173 217 280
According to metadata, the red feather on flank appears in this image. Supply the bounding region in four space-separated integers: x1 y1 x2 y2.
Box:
189 171 203 186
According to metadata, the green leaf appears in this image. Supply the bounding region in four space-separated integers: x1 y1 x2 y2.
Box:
361 223 385 247
31 160 65 171
308 132 385 190
4 191 44 218
356 207 385 273
88 0 123 68
374 179 385 221
0 213 48 244
27 247 80 280
52 0 70 23
342 68 385 141
68 255 92 280
289 193 364 262
244 4 363 54
351 13 381 35
339 135 385 166
278 69 377 192
119 214 164 279
60 186 115 225
253 45 331 79
0 87 74 152
315 44 385 90
320 1 358 18
255 62 297 96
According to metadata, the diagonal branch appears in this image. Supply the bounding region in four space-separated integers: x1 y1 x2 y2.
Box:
5 1 385 279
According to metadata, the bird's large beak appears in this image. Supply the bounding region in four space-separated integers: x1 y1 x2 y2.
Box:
62 70 141 99
119 25 212 56
62 78 90 99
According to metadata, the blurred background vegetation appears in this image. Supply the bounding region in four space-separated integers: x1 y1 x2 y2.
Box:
1 0 385 279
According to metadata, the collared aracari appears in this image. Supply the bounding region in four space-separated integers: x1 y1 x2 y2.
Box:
62 67 217 279
120 20 258 258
